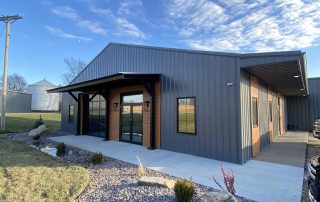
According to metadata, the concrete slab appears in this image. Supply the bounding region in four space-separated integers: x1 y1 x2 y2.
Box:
50 135 305 202
254 132 308 168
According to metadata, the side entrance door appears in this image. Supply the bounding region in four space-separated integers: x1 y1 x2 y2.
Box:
120 93 143 144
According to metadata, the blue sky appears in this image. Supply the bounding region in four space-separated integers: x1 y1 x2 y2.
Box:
1 0 320 85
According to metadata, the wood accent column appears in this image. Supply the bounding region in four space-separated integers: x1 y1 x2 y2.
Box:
278 94 284 135
267 87 274 142
251 75 260 157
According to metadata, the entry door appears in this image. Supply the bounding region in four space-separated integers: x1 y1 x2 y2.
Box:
88 95 106 138
120 93 143 144
121 104 143 144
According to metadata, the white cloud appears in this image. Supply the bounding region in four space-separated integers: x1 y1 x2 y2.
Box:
118 0 143 17
89 5 147 39
167 0 320 52
51 6 79 21
45 25 92 41
115 18 146 38
51 6 107 35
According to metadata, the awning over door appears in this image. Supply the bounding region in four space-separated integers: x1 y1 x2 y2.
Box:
47 72 160 93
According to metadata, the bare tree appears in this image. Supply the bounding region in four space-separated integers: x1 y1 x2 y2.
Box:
61 57 86 84
7 73 27 92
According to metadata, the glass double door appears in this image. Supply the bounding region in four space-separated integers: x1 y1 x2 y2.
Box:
121 93 143 144
88 94 106 138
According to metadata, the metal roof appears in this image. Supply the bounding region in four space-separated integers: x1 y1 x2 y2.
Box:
29 79 57 87
47 72 160 93
66 42 307 97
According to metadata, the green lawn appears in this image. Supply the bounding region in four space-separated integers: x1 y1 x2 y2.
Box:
0 136 90 201
5 113 61 133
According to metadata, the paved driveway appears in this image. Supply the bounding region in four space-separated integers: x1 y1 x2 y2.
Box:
50 132 307 202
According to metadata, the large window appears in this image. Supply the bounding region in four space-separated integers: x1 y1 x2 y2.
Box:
268 101 272 122
252 98 258 128
177 97 196 134
69 105 75 123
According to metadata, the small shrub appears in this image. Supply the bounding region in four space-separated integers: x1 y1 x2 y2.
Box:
136 156 145 177
90 152 103 164
33 115 44 129
213 165 236 195
32 134 40 140
56 142 66 157
174 178 195 202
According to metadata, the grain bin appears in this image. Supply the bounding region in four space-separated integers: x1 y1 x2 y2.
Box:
27 79 60 111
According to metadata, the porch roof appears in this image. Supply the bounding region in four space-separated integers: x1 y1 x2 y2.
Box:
241 52 308 96
47 72 160 93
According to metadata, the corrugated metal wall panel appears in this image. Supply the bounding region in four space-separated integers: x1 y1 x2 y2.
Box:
259 81 270 149
0 91 32 113
62 44 242 164
273 91 279 138
61 92 78 133
287 78 320 131
240 71 252 163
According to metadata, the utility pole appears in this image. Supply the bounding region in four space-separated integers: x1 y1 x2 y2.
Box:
0 15 22 132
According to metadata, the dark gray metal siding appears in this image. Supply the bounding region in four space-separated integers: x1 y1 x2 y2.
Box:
259 81 270 149
0 91 32 113
63 44 242 164
240 71 252 163
240 70 286 161
287 78 320 131
61 92 78 133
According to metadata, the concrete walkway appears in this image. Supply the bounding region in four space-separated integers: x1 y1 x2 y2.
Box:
50 132 307 202
254 132 308 167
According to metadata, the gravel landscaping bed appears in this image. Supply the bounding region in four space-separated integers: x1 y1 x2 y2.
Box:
9 132 252 202
301 134 320 202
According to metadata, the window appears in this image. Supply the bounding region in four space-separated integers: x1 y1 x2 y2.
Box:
252 98 258 128
268 101 272 122
69 105 75 123
177 97 196 134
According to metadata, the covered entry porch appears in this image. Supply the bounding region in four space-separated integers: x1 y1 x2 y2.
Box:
48 72 161 149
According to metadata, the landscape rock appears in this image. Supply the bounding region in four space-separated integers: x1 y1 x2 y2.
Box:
40 146 57 157
28 125 48 138
138 176 175 189
203 191 237 202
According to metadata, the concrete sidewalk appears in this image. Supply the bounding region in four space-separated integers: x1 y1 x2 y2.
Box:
50 132 307 202
254 132 308 167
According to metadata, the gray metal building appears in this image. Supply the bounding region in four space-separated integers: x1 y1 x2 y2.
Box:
0 90 32 113
287 77 320 131
49 43 308 164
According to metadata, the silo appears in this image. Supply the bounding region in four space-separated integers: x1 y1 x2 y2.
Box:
27 79 60 111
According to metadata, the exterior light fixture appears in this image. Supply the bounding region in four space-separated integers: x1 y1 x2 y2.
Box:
113 103 118 111
144 101 150 112
227 82 233 87
294 75 299 78
300 88 304 91
303 94 306 96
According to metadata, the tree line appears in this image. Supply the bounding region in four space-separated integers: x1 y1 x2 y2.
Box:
0 57 86 93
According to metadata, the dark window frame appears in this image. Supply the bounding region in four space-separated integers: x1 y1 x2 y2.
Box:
69 105 75 123
177 97 197 135
268 101 272 123
252 97 259 128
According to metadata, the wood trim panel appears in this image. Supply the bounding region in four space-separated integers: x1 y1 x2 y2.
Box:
278 94 284 135
250 75 260 157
